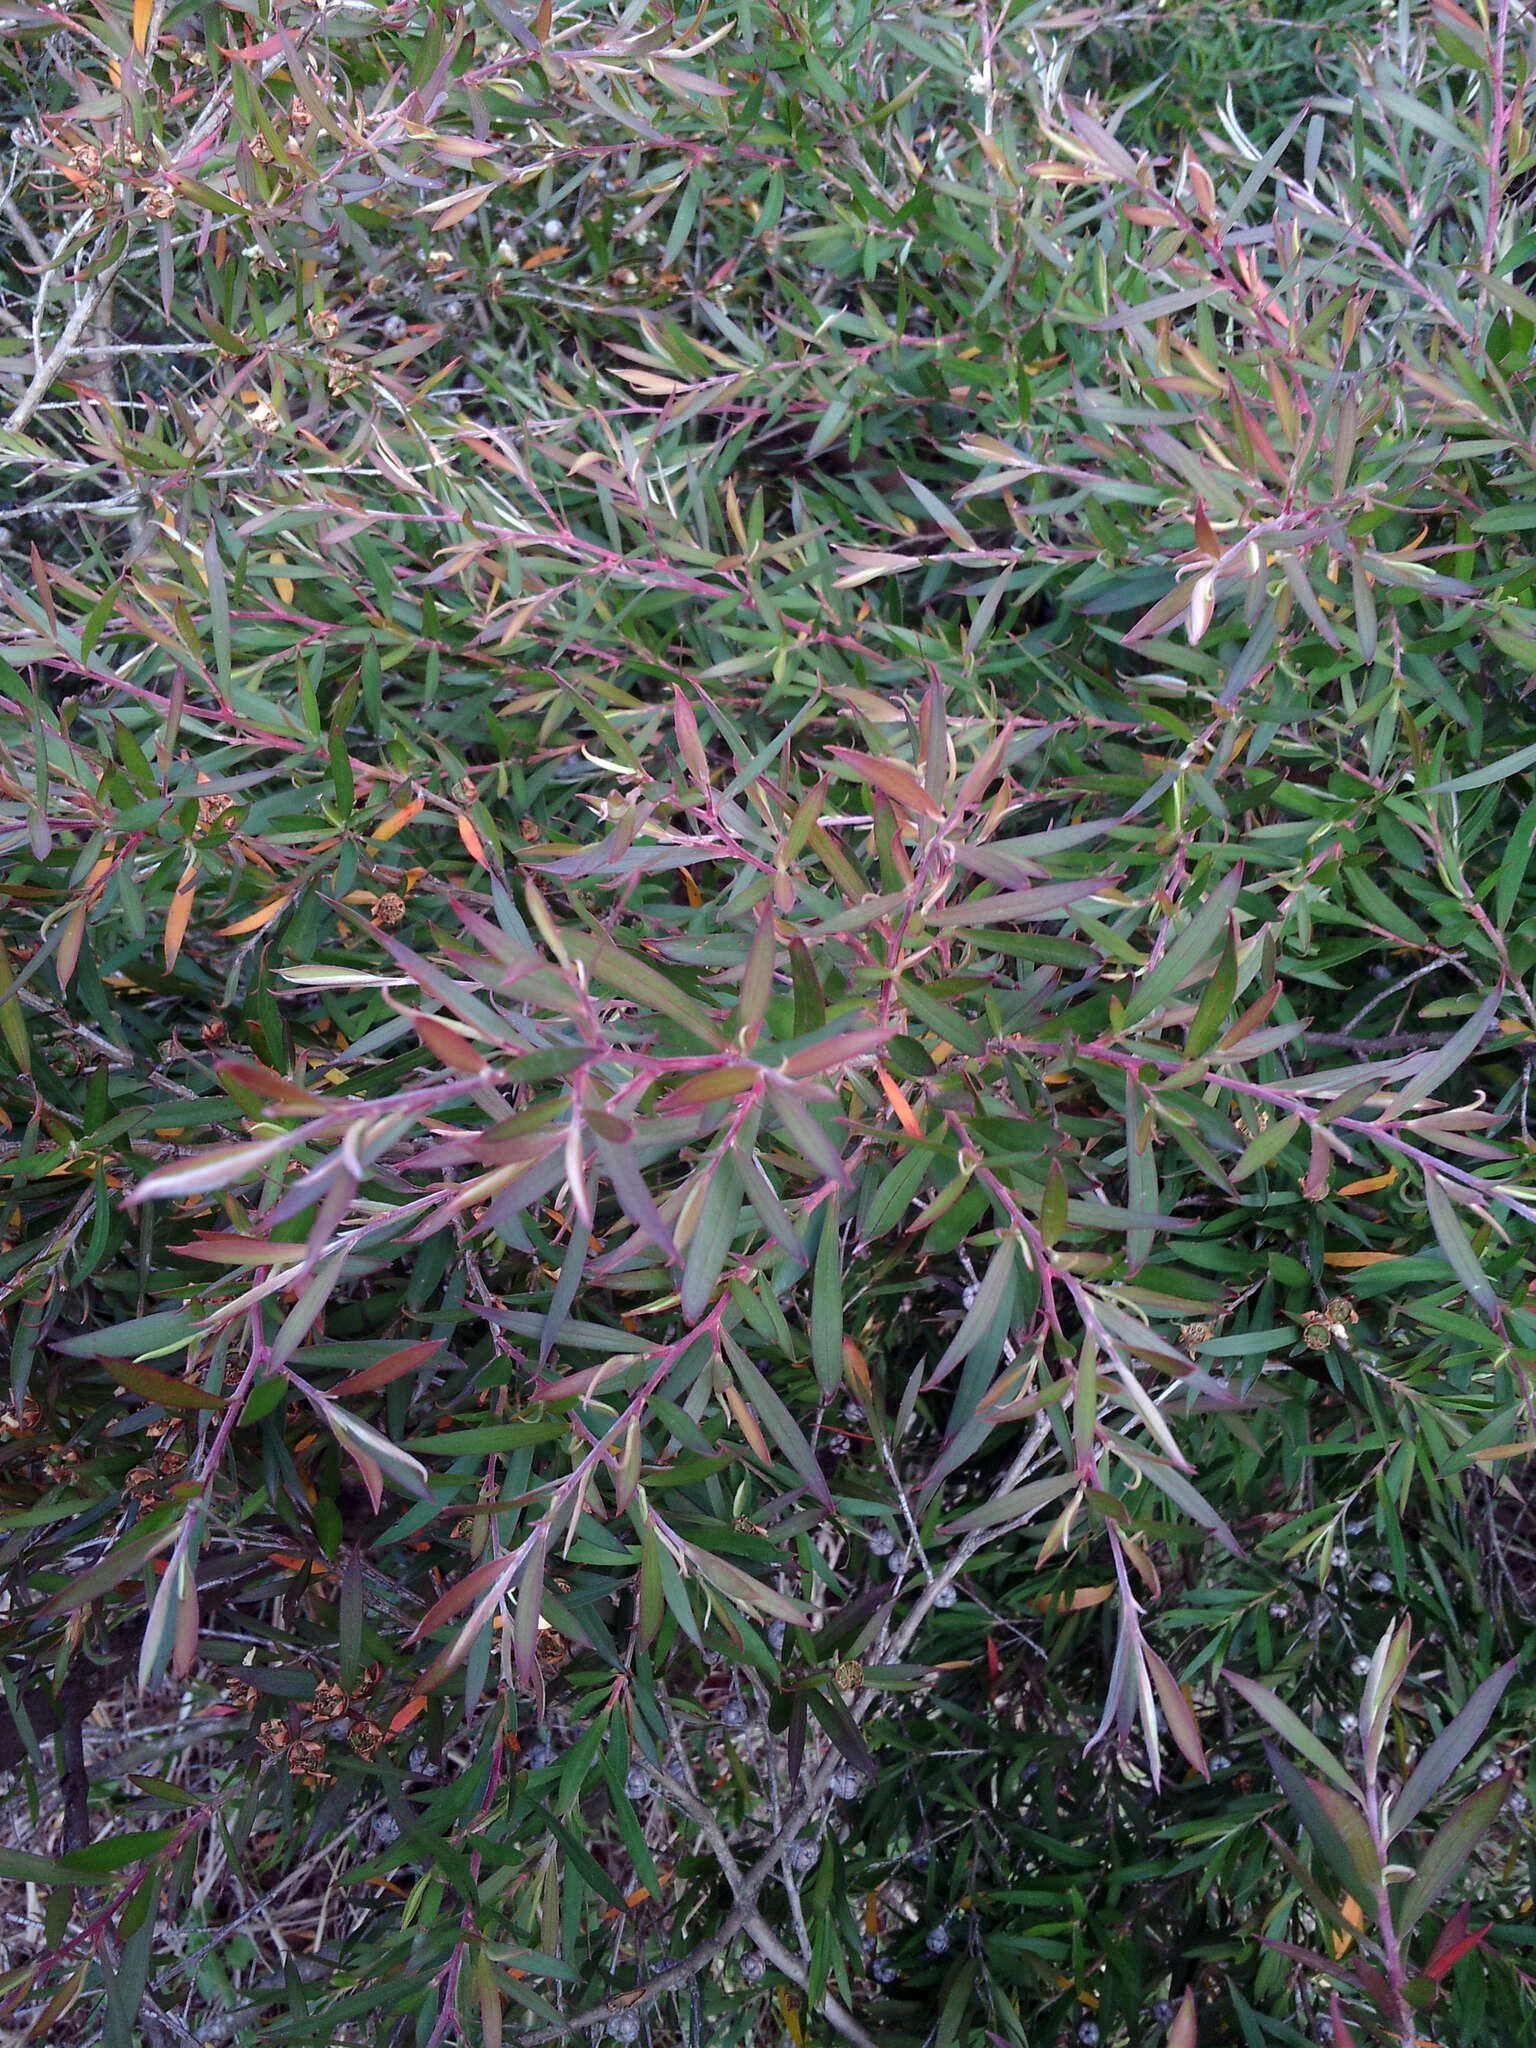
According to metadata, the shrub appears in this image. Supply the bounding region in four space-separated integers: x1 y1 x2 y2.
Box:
2 2 1535 2044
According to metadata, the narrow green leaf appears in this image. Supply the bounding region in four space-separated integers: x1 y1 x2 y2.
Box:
1121 1450 1242 1556
1231 1112 1301 1183
923 1238 1016 1391
1494 795 1536 930
562 930 722 1048
54 1310 201 1360
1397 1775 1510 1935
1123 866 1243 1026
1264 1744 1379 1910
203 530 231 691
1422 1168 1498 1316
723 1337 834 1508
680 1150 740 1324
1389 1660 1517 1840
1224 1669 1360 1798
811 1198 843 1396
0 935 31 1075
1185 924 1238 1059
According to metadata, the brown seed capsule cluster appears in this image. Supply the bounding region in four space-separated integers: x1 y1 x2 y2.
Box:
0 1398 42 1440
1178 1321 1215 1350
1301 1296 1358 1352
372 891 406 929
144 185 177 220
535 1627 571 1673
834 1660 863 1691
452 777 477 806
196 789 235 833
251 1672 383 1777
350 1719 384 1760
313 1679 349 1719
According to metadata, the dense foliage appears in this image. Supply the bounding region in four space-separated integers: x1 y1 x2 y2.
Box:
3 1 1536 2044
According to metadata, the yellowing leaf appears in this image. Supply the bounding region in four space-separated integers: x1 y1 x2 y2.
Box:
371 797 424 843
776 1988 805 2048
164 856 197 971
1336 1167 1399 1197
215 894 294 938
133 0 153 50
1332 1891 1365 1959
1324 1249 1405 1268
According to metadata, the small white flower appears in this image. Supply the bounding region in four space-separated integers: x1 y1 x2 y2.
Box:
965 68 988 95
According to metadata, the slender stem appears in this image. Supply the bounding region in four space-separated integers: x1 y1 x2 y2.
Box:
1482 0 1513 275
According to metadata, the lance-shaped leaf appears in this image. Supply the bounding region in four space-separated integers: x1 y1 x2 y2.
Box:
312 1398 433 1514
1397 1773 1511 1935
684 1541 815 1626
126 1128 309 1206
104 1358 227 1411
1122 865 1243 1026
562 928 723 1049
723 1338 833 1507
937 1470 1077 1536
1374 989 1500 1122
733 1141 807 1266
680 1149 741 1324
1119 1447 1242 1557
1422 1901 1493 1983
1388 1660 1517 1840
779 1026 891 1077
1223 1668 1360 1799
923 1237 1017 1391
55 1310 203 1361
1264 1742 1380 1911
1422 1167 1498 1317
416 1539 542 1693
924 875 1112 928
807 1687 878 1780
1168 1989 1198 2048
953 820 1115 886
34 1512 184 1618
139 1521 201 1692
329 1340 444 1398
1145 1645 1208 1780
825 745 944 820
765 1074 850 1186
593 1122 675 1261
